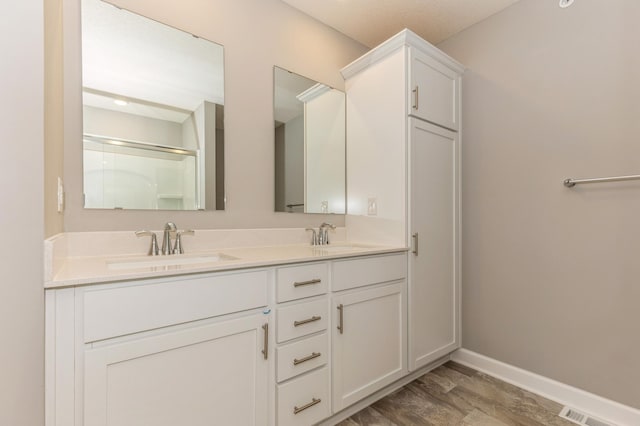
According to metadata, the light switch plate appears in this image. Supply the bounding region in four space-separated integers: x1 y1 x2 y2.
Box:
57 177 65 213
367 197 377 216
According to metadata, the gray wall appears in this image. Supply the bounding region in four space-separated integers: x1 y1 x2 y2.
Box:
438 0 640 408
284 115 305 212
45 0 64 237
0 1 45 424
59 0 366 232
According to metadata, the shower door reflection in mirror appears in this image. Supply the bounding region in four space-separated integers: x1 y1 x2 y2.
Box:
82 0 225 210
274 66 346 214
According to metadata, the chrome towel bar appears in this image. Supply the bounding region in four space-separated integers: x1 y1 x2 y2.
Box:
564 174 640 188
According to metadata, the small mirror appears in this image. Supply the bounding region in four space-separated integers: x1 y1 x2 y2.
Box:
81 0 225 210
274 67 345 214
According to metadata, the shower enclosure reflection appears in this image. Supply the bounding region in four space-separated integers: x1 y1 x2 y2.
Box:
81 0 225 210
83 135 198 210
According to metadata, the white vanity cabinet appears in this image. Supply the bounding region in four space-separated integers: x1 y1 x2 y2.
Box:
46 250 411 426
342 29 463 373
331 254 407 412
46 269 271 426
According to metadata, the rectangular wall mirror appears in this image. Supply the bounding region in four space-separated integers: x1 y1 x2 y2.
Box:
274 66 346 214
81 0 225 210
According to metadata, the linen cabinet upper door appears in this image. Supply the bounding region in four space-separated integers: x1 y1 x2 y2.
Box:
408 48 460 131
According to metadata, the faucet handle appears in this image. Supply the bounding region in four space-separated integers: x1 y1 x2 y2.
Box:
173 230 195 254
135 230 159 256
305 228 318 246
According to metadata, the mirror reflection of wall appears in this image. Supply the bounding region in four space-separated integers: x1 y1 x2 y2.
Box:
273 66 345 214
81 0 225 210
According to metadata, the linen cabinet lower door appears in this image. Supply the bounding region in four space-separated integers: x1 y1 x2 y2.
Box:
408 118 459 371
332 282 407 412
84 314 269 426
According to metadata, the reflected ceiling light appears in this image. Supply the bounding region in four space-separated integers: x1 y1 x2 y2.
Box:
559 0 575 8
113 99 128 106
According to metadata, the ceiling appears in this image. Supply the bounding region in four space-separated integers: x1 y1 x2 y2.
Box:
82 0 224 119
281 0 522 47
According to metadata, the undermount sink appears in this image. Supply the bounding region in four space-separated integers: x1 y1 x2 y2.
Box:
106 253 238 270
312 244 371 253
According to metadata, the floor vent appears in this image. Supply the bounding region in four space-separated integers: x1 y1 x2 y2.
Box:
559 406 615 426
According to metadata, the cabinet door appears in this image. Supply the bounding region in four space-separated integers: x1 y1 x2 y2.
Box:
409 48 460 131
332 282 406 412
84 313 269 426
408 118 460 371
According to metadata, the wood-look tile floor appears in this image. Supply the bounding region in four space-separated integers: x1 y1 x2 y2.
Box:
336 361 576 426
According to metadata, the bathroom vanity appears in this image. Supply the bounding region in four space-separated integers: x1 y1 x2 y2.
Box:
45 233 411 426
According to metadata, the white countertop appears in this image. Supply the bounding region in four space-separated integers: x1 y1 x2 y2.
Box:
46 243 407 288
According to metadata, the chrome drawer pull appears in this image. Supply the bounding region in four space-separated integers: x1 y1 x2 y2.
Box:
337 304 344 334
293 352 321 366
412 85 419 110
294 398 321 415
293 278 321 287
293 316 321 327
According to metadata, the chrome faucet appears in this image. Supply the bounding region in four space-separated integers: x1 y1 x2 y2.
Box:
136 223 194 256
319 222 336 245
161 222 177 255
306 223 336 246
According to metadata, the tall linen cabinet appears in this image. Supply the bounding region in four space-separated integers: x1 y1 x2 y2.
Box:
342 29 463 371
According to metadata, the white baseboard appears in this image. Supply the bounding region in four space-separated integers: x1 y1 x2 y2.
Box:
451 349 640 426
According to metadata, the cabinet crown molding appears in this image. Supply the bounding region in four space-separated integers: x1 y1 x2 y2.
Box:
340 28 465 81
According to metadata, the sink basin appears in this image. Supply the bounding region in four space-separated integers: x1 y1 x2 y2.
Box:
107 253 237 270
312 244 371 253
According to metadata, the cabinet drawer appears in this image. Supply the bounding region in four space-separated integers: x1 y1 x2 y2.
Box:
277 333 328 383
332 253 406 292
277 367 331 426
277 299 328 343
276 263 328 303
84 270 268 342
